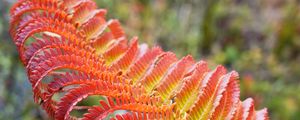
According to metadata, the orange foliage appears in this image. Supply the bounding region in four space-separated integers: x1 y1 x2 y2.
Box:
9 0 268 119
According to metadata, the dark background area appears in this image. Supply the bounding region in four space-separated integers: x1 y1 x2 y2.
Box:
1 0 300 119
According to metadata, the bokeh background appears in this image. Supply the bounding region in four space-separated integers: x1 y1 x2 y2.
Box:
1 0 300 119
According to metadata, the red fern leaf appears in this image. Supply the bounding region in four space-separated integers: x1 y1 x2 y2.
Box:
55 80 146 119
9 0 269 119
187 66 227 120
154 55 194 101
82 96 173 120
174 61 209 114
211 71 240 120
126 47 163 84
109 38 139 72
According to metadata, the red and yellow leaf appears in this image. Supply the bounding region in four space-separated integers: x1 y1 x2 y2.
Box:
9 0 269 119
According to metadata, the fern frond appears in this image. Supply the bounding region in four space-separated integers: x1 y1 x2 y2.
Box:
9 0 269 119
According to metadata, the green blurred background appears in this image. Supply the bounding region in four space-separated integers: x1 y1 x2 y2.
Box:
1 0 300 119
